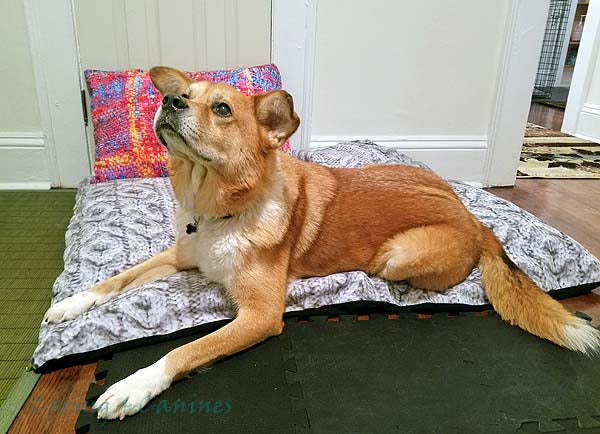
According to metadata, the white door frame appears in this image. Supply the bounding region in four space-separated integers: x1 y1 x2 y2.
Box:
482 0 550 186
28 0 548 187
563 0 600 141
272 0 550 186
24 0 91 188
271 0 318 150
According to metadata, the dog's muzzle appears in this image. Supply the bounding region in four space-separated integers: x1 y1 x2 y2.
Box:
162 94 188 112
155 94 188 148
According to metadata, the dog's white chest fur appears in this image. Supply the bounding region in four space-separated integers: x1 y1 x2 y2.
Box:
176 209 250 287
175 182 286 287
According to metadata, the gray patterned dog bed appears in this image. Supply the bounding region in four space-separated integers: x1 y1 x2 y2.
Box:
32 142 600 370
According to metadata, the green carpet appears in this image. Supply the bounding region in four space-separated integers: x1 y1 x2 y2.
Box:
0 189 76 431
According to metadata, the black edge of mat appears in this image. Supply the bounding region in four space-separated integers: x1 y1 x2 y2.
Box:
34 281 599 373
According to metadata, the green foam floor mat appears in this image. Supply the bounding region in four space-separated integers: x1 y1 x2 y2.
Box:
76 313 600 434
0 189 76 431
77 331 299 434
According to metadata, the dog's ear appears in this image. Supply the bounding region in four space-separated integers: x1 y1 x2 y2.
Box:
254 90 300 148
149 66 193 96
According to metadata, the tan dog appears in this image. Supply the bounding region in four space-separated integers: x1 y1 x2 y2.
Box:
44 66 600 420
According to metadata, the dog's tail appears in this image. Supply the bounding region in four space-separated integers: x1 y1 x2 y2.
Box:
478 226 600 355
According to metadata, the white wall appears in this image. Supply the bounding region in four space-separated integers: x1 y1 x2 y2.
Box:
0 0 52 188
0 0 41 132
312 0 509 137
74 0 272 71
307 0 512 183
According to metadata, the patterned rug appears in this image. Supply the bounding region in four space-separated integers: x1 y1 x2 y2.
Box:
518 123 600 178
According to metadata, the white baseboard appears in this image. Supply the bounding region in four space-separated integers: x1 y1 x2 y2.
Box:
0 132 52 188
574 104 600 143
308 135 489 184
462 181 484 188
310 135 487 149
0 181 51 190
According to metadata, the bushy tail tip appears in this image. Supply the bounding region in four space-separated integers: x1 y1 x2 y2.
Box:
560 317 600 356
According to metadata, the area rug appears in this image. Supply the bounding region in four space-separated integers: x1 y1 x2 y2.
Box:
523 123 593 146
518 123 600 178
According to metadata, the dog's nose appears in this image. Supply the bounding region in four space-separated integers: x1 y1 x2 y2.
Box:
162 94 188 111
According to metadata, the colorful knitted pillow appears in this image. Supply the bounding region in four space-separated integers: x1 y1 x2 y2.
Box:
85 64 291 183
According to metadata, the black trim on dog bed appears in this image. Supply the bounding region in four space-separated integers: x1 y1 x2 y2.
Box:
34 281 599 373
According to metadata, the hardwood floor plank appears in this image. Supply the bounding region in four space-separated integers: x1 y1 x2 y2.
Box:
8 363 96 434
488 179 600 258
528 102 564 130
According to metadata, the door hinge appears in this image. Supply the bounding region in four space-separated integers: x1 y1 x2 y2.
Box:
80 89 88 127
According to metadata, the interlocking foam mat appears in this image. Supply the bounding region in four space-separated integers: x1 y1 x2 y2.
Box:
76 313 600 434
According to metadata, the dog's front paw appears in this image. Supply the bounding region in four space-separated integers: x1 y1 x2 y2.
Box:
93 359 172 420
43 291 101 323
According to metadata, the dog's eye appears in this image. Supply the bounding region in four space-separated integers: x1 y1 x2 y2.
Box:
213 102 231 117
181 93 189 99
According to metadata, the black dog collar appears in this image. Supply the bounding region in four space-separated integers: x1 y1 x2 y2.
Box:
186 214 233 234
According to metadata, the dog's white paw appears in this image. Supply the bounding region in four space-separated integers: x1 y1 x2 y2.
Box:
93 359 172 420
43 291 102 323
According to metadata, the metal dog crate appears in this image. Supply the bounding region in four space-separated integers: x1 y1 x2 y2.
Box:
533 0 571 99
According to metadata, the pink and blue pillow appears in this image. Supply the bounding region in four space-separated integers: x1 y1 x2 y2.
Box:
85 64 291 183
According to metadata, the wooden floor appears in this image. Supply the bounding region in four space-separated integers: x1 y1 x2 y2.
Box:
489 180 600 259
493 95 600 325
488 179 600 329
527 102 565 131
492 97 598 323
8 364 96 434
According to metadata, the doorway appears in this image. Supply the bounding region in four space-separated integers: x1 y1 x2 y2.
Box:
520 0 599 179
528 0 590 130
